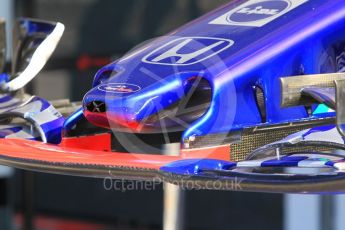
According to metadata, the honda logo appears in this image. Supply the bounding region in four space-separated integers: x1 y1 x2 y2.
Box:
142 37 234 66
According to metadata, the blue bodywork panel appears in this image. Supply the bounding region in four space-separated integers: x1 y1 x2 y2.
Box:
0 95 64 143
19 18 57 35
0 18 65 144
81 0 345 145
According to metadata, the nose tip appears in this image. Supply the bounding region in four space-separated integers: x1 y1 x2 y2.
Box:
83 77 212 133
84 106 143 131
85 101 107 113
83 94 140 130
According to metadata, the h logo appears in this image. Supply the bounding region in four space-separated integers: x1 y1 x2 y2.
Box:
142 37 234 66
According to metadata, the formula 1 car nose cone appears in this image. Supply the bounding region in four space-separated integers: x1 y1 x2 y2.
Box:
82 76 212 133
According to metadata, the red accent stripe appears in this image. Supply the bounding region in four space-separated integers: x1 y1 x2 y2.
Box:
59 133 112 152
181 145 230 161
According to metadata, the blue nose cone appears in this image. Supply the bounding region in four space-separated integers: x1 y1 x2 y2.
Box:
83 76 186 132
82 72 212 133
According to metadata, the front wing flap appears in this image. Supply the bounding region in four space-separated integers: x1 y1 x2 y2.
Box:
0 124 344 194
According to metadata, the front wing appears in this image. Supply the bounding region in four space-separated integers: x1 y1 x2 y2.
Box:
0 129 345 194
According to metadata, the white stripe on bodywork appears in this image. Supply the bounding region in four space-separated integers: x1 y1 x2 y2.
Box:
334 162 345 171
11 100 62 125
274 129 310 145
297 159 329 168
0 97 20 109
0 124 39 139
303 127 344 144
269 127 344 147
30 105 62 125
5 129 37 139
3 22 65 91
0 124 23 129
238 154 342 169
237 160 265 167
